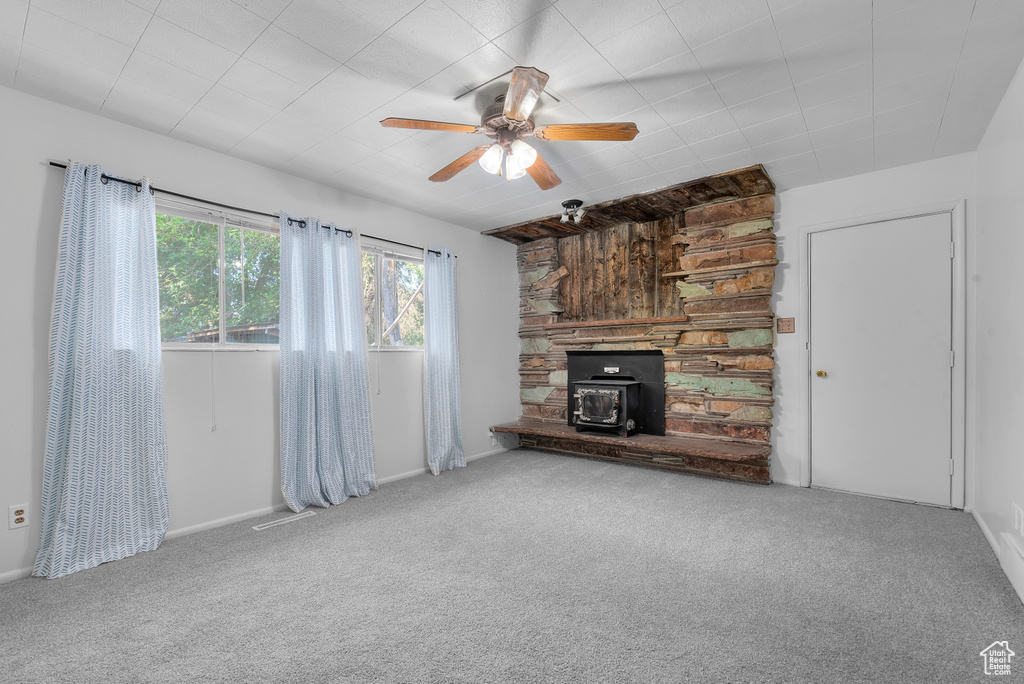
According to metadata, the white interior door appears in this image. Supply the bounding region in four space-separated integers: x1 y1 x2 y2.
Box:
809 213 952 506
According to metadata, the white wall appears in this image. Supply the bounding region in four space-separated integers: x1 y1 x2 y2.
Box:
0 85 521 582
973 55 1024 595
772 153 977 491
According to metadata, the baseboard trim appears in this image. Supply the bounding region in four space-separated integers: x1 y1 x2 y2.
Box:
972 509 1000 555
999 533 1024 606
973 510 1024 605
376 448 508 486
164 504 290 541
0 566 33 585
468 448 507 461
377 467 430 485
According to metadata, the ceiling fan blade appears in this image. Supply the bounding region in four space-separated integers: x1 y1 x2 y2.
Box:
503 66 549 123
526 152 561 191
534 122 640 141
380 118 480 133
428 145 493 182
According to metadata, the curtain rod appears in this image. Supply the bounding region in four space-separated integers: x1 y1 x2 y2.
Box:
47 161 451 258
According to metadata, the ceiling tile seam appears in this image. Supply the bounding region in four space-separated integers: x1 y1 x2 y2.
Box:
156 0 271 47
20 5 130 78
230 0 293 23
337 1 476 83
595 8 706 183
183 9 406 162
98 8 159 114
763 0 824 178
550 0 661 51
166 16 284 145
12 0 28 79
659 5 765 167
442 177 578 214
217 56 351 148
674 1 771 51
870 1 875 172
586 172 665 198
374 0 427 35
929 0 979 156
339 42 515 130
543 0 652 153
437 0 545 44
236 23 346 86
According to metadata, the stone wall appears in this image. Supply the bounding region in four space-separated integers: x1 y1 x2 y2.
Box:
516 192 777 481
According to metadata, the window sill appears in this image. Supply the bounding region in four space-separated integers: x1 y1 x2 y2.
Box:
161 344 279 352
161 342 425 352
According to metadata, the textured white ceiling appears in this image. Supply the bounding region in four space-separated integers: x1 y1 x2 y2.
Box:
2 0 1022 231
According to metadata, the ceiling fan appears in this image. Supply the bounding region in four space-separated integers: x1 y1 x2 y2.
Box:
379 66 639 191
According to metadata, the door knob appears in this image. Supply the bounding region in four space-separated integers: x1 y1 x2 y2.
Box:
816 369 827 378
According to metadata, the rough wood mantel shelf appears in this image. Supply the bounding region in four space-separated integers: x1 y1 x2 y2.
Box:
492 420 771 484
543 315 691 330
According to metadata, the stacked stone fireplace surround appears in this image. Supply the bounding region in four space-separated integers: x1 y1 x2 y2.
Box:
491 167 778 485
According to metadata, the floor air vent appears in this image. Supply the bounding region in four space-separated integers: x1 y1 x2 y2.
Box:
252 511 316 531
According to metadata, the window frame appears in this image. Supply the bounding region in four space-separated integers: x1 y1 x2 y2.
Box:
156 197 281 352
361 240 425 353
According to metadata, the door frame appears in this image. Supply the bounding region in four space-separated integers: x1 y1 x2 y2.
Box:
796 201 966 508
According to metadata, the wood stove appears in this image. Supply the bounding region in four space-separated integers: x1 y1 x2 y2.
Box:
566 350 665 438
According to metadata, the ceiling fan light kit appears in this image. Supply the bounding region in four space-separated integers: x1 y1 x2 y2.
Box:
478 144 504 175
379 66 640 191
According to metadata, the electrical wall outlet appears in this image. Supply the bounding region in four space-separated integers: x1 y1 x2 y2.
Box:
9 504 29 529
1013 504 1024 534
489 431 498 447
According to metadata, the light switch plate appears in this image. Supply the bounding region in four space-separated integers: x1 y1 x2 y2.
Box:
777 317 795 334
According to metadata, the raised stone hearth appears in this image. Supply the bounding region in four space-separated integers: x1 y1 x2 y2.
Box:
492 421 770 483
489 165 778 485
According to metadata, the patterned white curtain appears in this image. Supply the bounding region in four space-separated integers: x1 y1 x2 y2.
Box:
34 163 168 579
423 247 466 475
279 214 376 511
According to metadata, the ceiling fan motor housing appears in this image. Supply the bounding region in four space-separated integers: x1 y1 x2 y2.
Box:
482 95 534 138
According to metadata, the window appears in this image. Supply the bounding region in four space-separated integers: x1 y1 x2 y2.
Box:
362 247 424 348
156 202 280 347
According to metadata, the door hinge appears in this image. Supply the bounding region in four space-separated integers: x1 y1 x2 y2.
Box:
950 350 955 367
950 459 955 476
950 242 955 259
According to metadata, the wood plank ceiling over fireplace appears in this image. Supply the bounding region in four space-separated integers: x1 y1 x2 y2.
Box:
488 165 780 485
483 166 776 245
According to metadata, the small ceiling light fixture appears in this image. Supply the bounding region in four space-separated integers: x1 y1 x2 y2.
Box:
559 199 586 224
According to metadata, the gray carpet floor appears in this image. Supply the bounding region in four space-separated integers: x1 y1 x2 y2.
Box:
1 449 1021 683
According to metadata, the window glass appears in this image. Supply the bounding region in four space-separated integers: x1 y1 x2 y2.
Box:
156 214 220 343
362 250 423 348
381 256 424 347
362 251 377 347
225 225 280 344
156 210 279 346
